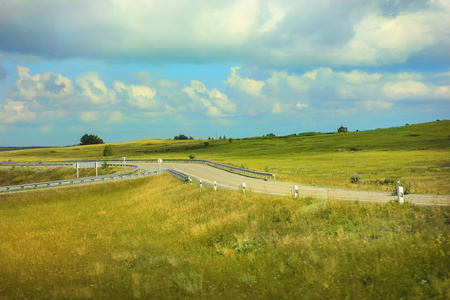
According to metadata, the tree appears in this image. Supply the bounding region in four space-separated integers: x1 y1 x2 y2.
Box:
80 134 104 145
174 134 188 140
103 144 114 156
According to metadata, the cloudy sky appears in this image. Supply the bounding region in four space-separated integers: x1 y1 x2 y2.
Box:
0 0 449 146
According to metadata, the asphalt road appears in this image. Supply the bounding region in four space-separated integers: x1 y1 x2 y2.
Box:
136 163 450 206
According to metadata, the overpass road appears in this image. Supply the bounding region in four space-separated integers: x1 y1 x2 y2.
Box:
136 163 450 206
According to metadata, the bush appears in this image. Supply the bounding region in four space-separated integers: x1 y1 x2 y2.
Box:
189 154 196 159
102 144 114 156
392 182 412 195
350 173 362 184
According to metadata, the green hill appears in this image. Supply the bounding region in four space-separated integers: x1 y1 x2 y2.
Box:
1 121 449 194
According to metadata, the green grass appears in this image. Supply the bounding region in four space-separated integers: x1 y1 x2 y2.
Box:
0 166 126 187
1 121 449 194
1 174 449 299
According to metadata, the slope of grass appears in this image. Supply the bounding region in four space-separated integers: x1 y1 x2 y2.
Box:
0 174 448 299
0 166 124 187
1 121 449 194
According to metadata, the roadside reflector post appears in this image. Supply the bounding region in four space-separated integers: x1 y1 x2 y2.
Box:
199 179 202 188
214 181 217 191
158 158 163 172
397 181 404 204
242 182 246 193
189 177 192 184
293 185 299 198
76 163 79 178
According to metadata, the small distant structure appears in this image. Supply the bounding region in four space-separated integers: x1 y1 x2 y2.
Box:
337 126 348 133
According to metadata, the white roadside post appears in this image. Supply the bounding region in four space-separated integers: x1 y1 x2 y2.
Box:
214 181 217 191
158 158 163 172
199 178 203 188
293 185 299 198
76 163 79 179
242 182 246 193
189 177 192 184
122 157 126 171
95 161 100 177
397 181 404 204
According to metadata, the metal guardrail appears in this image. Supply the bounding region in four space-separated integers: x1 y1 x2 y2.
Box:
0 163 142 192
0 159 274 193
0 159 275 179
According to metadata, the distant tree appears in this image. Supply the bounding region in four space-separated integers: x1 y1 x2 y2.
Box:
265 133 276 138
174 134 188 140
189 136 194 140
80 134 104 145
103 144 114 156
228 138 233 143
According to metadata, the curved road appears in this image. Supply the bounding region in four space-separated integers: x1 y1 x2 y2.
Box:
137 163 450 206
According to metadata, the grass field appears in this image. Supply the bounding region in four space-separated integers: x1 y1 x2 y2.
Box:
0 166 126 187
0 174 449 299
1 121 449 194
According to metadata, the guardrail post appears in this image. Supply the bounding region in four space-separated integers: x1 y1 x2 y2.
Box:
293 185 299 198
397 181 404 204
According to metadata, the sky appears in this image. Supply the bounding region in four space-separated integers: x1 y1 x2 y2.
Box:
0 0 449 146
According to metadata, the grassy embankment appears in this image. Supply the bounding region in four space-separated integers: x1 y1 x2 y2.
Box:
1 121 449 194
1 174 449 299
0 165 127 187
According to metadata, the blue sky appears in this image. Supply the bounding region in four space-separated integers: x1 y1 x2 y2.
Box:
0 0 449 146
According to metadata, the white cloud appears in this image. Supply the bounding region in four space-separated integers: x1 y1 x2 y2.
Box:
358 100 393 111
1 1 449 68
296 102 309 109
80 111 98 122
113 81 160 110
225 66 265 96
76 72 112 104
13 66 74 101
271 103 282 114
383 81 430 100
341 9 445 65
259 1 287 34
183 80 236 117
40 124 54 133
108 111 124 123
0 99 36 124
303 68 333 80
434 86 450 99
339 70 382 84
267 71 308 93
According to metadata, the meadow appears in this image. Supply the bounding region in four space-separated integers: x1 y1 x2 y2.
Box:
1 120 449 194
1 174 449 299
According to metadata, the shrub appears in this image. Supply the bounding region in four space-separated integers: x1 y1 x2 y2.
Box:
102 144 114 156
391 181 412 195
350 173 362 184
204 142 209 147
189 154 196 159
